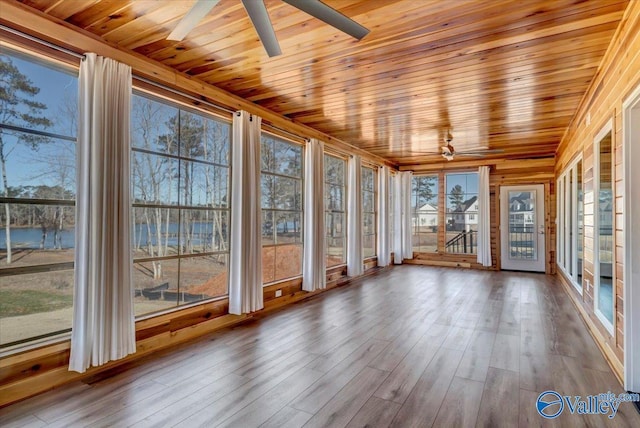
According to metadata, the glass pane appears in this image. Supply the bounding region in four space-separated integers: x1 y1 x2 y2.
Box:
179 209 228 255
274 244 302 281
1 52 77 138
412 175 439 253
274 176 301 210
567 173 573 276
598 131 613 323
577 160 583 284
327 212 345 238
362 167 374 191
362 190 375 213
326 184 344 212
276 212 302 244
262 246 275 284
132 207 180 258
131 95 179 154
178 110 205 160
261 175 276 209
363 234 376 258
0 134 76 200
274 140 302 177
261 137 276 172
507 190 536 260
0 269 74 346
178 254 228 302
133 259 179 316
179 162 229 208
325 155 345 185
1 203 75 268
326 237 345 267
202 118 230 165
132 152 179 205
262 211 275 245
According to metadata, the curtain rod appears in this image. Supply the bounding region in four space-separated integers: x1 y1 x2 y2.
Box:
2 24 312 144
0 24 85 59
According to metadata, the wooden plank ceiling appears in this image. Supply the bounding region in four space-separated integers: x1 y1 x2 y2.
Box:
17 0 628 165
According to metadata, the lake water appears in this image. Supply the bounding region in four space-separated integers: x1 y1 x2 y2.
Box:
0 222 226 250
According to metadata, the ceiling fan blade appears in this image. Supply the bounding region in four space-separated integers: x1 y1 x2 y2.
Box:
242 0 282 57
283 0 370 40
441 145 452 154
168 0 221 41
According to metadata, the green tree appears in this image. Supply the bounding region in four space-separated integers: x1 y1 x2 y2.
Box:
448 184 465 210
0 55 52 264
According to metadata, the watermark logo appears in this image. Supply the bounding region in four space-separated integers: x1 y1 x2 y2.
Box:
537 391 564 419
536 390 640 419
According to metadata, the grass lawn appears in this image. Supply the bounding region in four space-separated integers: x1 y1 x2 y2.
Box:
0 289 73 317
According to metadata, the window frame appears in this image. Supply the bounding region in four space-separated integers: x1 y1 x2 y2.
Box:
324 152 347 268
593 119 615 334
260 131 305 285
130 90 232 318
556 154 583 294
361 165 377 259
444 171 479 255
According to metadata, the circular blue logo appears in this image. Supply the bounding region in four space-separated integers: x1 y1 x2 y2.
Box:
537 390 564 419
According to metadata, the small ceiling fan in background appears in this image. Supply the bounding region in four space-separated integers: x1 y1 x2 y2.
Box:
168 0 370 57
415 130 504 161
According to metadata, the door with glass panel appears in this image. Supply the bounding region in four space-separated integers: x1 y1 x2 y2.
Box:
500 184 545 272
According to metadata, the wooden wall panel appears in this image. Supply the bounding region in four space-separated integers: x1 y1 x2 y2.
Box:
555 0 640 374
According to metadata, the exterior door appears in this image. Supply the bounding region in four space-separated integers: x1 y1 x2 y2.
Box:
500 184 545 272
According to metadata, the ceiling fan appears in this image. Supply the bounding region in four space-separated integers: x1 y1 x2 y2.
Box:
415 131 504 161
167 0 370 57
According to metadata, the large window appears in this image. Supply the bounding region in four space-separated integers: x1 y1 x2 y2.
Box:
325 154 346 267
411 175 439 252
557 157 583 293
131 93 230 317
445 172 478 254
362 166 377 258
594 124 614 331
0 50 78 347
261 134 303 283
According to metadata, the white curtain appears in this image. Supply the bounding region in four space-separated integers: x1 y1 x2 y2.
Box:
477 166 492 266
347 155 363 276
302 139 326 291
69 53 135 373
229 111 263 314
392 174 403 264
377 166 391 266
401 171 414 260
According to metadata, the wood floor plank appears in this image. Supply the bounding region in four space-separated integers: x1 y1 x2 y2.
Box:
432 376 484 427
1 266 634 428
345 396 402 428
489 333 520 373
218 367 324 428
291 339 389 414
389 347 464 428
373 331 443 404
174 352 319 427
303 366 389 428
259 406 313 428
475 367 519 428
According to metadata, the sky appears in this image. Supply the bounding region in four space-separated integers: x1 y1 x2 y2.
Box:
1 50 78 193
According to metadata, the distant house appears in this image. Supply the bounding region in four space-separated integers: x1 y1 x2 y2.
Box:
508 192 534 230
447 196 478 231
413 202 437 231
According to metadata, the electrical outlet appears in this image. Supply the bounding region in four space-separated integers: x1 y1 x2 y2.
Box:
275 289 282 297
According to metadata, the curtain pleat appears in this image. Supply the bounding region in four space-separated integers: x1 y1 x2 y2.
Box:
401 171 414 260
302 139 326 291
229 111 263 314
347 155 363 276
69 53 135 373
477 166 492 266
392 174 404 264
377 166 390 266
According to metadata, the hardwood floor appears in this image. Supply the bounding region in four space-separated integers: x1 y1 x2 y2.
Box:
2 266 639 427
